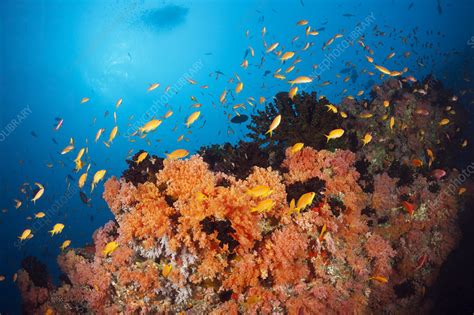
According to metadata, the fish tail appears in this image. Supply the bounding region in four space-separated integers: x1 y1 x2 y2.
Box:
325 135 330 142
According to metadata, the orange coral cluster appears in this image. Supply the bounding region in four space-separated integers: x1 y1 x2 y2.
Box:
17 146 462 314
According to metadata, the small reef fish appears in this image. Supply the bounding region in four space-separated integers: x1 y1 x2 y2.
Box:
60 240 71 251
49 223 64 236
162 264 173 278
91 170 106 192
362 133 372 146
288 76 312 85
103 241 119 256
401 201 416 215
78 173 87 189
235 82 244 94
115 98 123 108
18 229 33 241
135 152 148 164
290 142 304 154
369 276 388 283
295 192 316 212
108 126 118 143
325 104 338 113
280 51 295 62
246 185 273 198
147 83 160 92
166 149 189 160
266 42 279 53
439 118 450 126
288 86 298 100
31 183 44 204
186 111 201 128
14 199 22 209
139 119 162 133
431 169 446 180
265 115 281 137
374 64 391 75
325 129 344 142
80 97 90 104
250 199 275 213
34 212 45 219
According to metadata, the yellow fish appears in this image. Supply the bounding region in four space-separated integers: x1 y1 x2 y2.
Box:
49 223 64 236
280 51 295 62
285 65 296 73
296 192 316 212
31 183 44 204
250 199 275 213
115 98 123 108
147 83 160 92
61 144 74 155
91 170 106 192
359 112 373 119
340 111 348 118
290 142 304 154
246 185 273 198
273 73 286 80
78 172 87 189
60 240 71 251
319 223 327 241
365 56 374 63
386 52 395 59
80 97 90 104
163 110 173 119
389 117 395 130
135 151 148 165
288 76 313 85
265 115 281 137
362 133 372 146
103 241 119 256
296 19 308 25
220 89 227 104
108 126 118 143
369 276 388 283
139 119 162 133
185 111 201 128
166 149 189 160
325 104 338 113
374 64 391 75
266 42 279 53
289 86 298 100
18 229 32 241
325 129 344 142
439 118 450 126
162 264 173 278
95 128 105 142
34 212 45 219
74 148 85 163
383 100 390 107
235 81 244 94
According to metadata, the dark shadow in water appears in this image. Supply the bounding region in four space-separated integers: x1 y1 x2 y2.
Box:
141 4 189 32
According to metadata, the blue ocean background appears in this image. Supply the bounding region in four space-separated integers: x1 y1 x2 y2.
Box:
0 0 473 313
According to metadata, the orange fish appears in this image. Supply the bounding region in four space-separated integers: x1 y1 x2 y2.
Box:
401 201 416 215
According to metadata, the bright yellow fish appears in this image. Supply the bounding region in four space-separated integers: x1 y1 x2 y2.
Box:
325 129 344 142
265 115 281 137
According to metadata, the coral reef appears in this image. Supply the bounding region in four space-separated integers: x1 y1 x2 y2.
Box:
17 77 468 314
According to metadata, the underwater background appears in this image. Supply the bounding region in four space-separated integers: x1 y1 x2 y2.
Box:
1 0 473 313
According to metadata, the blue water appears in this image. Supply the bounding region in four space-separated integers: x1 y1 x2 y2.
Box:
0 0 473 313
